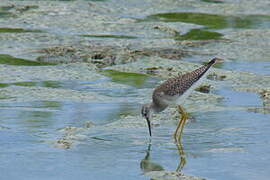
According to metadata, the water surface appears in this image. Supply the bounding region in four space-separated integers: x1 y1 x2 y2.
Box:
1 0 270 180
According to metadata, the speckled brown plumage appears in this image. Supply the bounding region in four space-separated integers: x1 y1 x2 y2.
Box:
151 58 218 112
141 57 222 138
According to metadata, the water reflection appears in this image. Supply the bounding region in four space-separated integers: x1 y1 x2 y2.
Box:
140 143 164 173
175 143 186 172
140 142 186 179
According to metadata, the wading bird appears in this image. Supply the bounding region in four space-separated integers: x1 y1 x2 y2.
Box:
141 57 223 143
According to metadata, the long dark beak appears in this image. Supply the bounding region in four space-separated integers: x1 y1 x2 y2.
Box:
146 117 152 136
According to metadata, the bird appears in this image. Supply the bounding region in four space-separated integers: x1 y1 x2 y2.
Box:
141 57 223 143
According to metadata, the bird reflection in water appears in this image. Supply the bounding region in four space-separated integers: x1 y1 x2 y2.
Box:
140 141 186 179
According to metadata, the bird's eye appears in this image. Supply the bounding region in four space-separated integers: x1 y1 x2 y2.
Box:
141 108 147 117
141 108 145 116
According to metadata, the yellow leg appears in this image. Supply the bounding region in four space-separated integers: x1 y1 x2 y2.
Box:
173 105 188 143
175 141 186 172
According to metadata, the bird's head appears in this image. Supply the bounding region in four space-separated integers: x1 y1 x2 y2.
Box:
141 104 152 137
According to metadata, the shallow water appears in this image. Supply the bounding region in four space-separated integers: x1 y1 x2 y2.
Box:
1 0 270 179
1 87 269 180
185 55 270 75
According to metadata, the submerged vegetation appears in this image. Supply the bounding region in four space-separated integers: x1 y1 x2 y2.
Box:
144 12 270 40
0 54 53 66
0 28 42 33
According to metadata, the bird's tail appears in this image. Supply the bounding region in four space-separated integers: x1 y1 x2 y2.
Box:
207 57 223 66
190 57 223 81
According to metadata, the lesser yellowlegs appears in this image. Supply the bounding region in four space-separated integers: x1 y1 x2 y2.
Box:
141 57 223 143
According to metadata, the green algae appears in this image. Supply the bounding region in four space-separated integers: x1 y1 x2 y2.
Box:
0 83 9 88
147 12 227 29
144 12 270 40
40 101 62 108
0 5 15 18
40 81 63 88
0 82 35 88
0 81 63 89
0 6 14 11
0 28 42 33
13 81 37 87
81 34 137 39
201 0 223 3
146 12 270 29
56 0 106 1
0 54 54 66
102 69 156 88
175 28 223 40
0 95 13 100
0 11 14 18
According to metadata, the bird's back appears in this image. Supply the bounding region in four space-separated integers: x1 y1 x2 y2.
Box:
152 58 218 109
